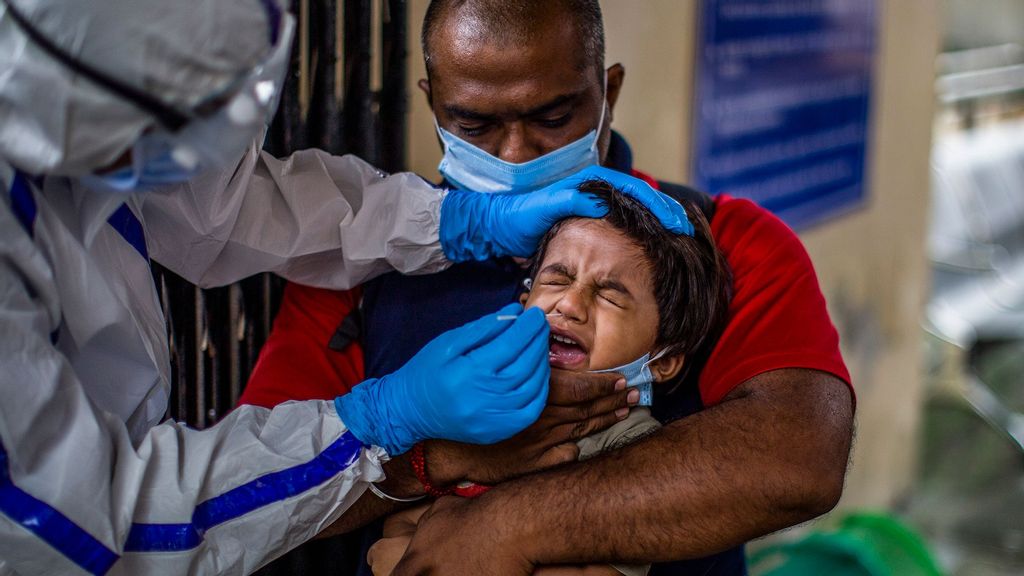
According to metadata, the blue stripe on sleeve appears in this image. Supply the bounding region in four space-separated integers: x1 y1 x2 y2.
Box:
9 176 149 261
6 173 57 344
125 431 364 552
0 441 119 575
106 203 149 260
123 523 200 553
8 172 37 235
1 428 362 568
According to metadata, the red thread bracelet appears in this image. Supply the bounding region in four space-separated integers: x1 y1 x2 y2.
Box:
411 442 453 497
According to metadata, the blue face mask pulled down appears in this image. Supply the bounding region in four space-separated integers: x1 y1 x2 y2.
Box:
435 77 608 195
591 350 666 407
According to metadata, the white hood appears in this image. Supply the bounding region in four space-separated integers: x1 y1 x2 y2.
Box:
0 0 278 176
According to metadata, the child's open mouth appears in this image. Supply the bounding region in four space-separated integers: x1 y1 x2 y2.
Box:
548 329 588 370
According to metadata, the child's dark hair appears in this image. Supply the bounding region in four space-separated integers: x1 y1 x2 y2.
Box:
530 178 731 365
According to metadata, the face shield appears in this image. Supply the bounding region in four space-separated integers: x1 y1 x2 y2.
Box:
152 15 294 175
0 0 293 178
90 14 296 190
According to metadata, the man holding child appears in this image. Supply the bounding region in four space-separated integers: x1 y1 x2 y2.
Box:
244 1 855 574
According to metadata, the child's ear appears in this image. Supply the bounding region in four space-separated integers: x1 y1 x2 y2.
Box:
650 353 686 382
518 291 529 306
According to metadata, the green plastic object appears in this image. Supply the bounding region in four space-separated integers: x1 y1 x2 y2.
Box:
748 512 943 576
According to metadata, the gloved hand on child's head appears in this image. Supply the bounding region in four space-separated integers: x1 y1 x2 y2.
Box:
439 165 693 262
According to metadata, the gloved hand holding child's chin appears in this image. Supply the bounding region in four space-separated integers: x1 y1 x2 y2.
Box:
335 303 550 455
438 164 694 262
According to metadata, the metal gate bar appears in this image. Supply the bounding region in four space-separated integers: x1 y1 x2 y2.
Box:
155 1 408 569
157 0 408 437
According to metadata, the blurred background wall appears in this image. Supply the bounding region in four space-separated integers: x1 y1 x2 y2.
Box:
803 1 940 510
944 0 1024 50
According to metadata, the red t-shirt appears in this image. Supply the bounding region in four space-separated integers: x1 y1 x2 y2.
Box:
238 284 364 407
240 187 851 409
699 194 850 405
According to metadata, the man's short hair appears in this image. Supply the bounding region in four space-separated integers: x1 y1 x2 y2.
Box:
421 0 605 77
531 179 731 364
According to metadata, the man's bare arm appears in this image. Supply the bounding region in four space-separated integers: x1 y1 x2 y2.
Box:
395 368 854 573
316 453 423 538
317 370 634 538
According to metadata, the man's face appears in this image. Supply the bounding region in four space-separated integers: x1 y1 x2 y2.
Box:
523 219 660 372
420 13 624 165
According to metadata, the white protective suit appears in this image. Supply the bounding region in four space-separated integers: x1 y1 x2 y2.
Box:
0 0 454 574
0 149 454 576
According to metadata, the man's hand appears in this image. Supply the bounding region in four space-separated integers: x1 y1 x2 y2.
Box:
320 371 635 539
374 496 623 576
367 504 430 576
427 370 638 486
392 495 534 576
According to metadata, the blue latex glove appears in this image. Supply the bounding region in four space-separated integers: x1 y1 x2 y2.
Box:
335 303 550 455
574 165 694 236
439 164 693 261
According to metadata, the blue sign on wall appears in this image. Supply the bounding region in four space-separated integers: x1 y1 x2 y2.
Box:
692 0 878 229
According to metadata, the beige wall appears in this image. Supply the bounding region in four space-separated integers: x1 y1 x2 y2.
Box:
599 0 696 182
404 0 941 511
806 0 941 510
944 0 1024 50
406 0 437 179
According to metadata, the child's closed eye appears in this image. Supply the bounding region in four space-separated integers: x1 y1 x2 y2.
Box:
537 270 572 287
598 291 625 308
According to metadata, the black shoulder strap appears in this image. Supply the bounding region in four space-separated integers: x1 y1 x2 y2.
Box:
328 307 362 352
655 180 716 224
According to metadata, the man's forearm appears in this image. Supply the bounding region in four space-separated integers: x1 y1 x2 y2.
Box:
318 453 424 538
474 369 854 565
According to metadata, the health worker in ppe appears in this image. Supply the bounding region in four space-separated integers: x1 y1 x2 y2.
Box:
0 0 691 574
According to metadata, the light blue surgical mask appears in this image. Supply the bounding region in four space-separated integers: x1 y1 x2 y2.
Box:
81 164 139 194
435 75 608 195
80 14 297 195
591 349 667 407
82 131 200 194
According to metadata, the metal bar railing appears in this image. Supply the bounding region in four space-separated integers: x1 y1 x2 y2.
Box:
379 0 408 173
158 0 407 434
156 4 408 567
